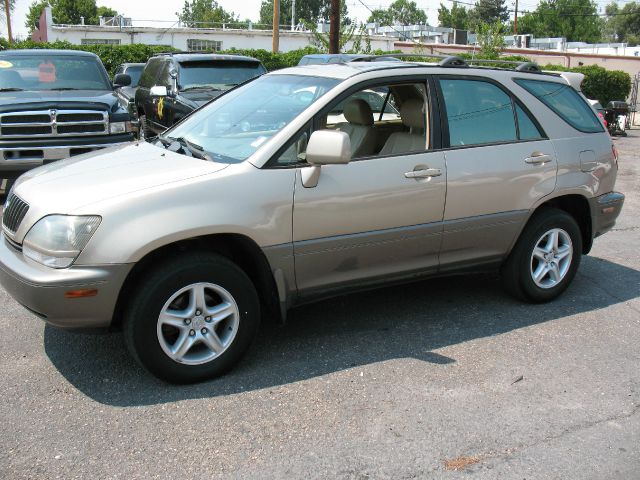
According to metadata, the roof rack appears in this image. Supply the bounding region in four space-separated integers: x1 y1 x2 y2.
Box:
349 53 542 73
350 53 468 67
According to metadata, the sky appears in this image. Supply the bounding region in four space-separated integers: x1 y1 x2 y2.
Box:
0 0 624 40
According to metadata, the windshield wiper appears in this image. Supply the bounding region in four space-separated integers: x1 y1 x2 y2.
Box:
158 134 213 162
48 87 81 91
180 85 221 92
0 87 24 92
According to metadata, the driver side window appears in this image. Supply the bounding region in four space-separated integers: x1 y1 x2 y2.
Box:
272 82 429 167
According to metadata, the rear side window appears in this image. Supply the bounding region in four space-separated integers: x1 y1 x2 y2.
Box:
515 78 604 133
516 104 543 140
138 58 164 88
439 78 517 146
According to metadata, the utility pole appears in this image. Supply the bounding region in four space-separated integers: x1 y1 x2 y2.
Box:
4 0 12 43
513 0 518 35
329 0 340 54
291 0 296 31
272 0 280 53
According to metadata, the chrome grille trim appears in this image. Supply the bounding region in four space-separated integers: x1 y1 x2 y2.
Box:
2 194 30 233
0 109 108 138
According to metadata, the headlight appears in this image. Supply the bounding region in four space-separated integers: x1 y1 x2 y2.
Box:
23 215 101 268
109 121 133 134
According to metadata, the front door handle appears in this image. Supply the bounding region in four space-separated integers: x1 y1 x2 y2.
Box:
525 152 552 165
404 168 442 179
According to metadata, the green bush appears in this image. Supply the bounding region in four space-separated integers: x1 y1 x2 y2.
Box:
0 39 319 76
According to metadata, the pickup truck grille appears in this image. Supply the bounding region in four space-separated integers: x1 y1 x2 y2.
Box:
0 109 108 138
2 194 29 233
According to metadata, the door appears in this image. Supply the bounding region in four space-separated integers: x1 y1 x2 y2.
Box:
436 77 557 270
290 80 447 295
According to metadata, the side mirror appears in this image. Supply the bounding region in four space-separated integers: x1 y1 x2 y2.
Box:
302 130 351 188
113 73 131 88
150 85 168 97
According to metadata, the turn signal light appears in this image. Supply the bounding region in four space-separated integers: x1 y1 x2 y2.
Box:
64 289 98 299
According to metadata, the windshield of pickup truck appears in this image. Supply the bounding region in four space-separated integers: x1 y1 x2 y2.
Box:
163 74 339 163
0 54 111 91
178 60 267 91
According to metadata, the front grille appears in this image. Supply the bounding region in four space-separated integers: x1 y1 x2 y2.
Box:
2 194 30 233
0 109 108 139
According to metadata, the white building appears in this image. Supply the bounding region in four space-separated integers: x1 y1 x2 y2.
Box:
31 7 398 53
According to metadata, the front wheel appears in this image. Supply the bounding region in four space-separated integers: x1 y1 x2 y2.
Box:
502 208 582 303
123 253 260 383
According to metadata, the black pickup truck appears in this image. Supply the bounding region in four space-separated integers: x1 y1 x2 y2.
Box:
0 49 135 187
135 52 266 139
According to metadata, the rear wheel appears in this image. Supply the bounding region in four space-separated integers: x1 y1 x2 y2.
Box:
502 208 582 303
123 252 260 383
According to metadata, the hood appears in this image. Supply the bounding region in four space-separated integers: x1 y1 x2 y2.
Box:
180 89 224 108
14 141 229 215
0 89 120 112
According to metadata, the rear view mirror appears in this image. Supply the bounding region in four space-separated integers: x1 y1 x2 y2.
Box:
150 85 168 97
302 130 351 188
306 130 351 165
113 73 131 88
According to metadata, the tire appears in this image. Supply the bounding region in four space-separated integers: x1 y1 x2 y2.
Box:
139 114 155 141
123 252 260 384
501 208 582 303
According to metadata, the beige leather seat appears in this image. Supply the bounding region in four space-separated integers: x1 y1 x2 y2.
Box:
335 99 377 158
379 98 426 156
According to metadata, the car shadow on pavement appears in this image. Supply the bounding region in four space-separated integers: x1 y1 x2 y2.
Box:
43 255 640 407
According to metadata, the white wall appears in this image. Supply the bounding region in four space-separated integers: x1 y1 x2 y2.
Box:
46 25 397 53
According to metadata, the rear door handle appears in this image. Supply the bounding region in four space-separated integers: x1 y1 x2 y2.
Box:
525 153 552 165
404 168 442 179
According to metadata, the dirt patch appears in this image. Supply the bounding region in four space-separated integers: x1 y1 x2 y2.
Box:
444 455 481 471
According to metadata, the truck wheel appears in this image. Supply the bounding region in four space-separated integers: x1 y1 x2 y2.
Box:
123 252 260 383
501 208 582 303
139 114 155 141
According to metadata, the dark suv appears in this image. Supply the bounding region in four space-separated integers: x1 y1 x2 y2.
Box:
0 49 135 185
135 53 266 139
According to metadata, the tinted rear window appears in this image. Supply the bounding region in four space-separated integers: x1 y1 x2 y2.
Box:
178 61 266 90
515 78 604 133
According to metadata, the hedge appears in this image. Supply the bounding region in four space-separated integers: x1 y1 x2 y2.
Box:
0 39 631 104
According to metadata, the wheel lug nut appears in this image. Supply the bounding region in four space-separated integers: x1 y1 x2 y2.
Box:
189 329 195 336
195 310 201 316
201 328 207 334
184 318 191 325
205 316 212 322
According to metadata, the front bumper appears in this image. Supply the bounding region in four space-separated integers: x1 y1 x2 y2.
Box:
0 234 132 328
589 191 625 238
0 133 135 177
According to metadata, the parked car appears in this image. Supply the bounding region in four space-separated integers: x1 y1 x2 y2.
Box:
135 52 266 139
0 49 135 188
113 62 145 122
588 99 608 128
604 100 630 136
0 56 624 383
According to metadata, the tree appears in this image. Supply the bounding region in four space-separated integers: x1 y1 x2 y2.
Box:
475 20 505 58
517 0 601 42
258 0 348 27
96 6 118 19
605 2 640 44
52 0 98 25
469 0 509 26
438 1 470 30
177 0 237 27
367 0 426 26
0 0 16 22
26 0 49 32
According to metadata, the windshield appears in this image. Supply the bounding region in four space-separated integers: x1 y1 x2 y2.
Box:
126 65 143 87
178 61 267 91
164 74 340 163
0 54 111 91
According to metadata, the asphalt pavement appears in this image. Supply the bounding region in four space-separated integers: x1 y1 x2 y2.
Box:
1 133 639 479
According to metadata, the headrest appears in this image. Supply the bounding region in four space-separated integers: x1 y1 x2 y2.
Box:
400 98 425 129
344 99 374 126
